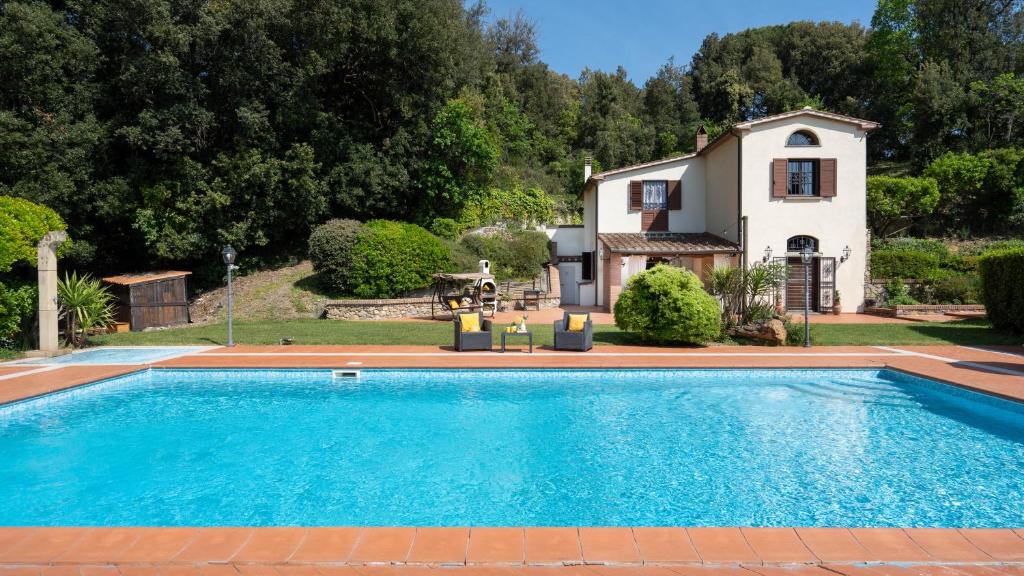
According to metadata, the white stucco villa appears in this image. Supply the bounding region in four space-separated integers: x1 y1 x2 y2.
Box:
549 107 879 313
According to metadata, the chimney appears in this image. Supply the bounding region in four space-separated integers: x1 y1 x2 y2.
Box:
583 156 592 183
695 124 708 152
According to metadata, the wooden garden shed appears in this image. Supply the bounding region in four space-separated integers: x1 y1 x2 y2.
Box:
102 271 191 331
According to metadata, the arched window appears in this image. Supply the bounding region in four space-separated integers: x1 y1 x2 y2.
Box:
787 235 818 253
787 130 818 146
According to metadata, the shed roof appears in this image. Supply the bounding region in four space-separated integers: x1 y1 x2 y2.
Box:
102 271 191 286
598 233 739 255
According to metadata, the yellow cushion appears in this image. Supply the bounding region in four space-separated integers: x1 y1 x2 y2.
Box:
458 312 480 333
567 314 588 332
448 299 460 310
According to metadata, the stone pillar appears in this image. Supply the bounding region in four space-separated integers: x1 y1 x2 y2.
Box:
37 231 67 355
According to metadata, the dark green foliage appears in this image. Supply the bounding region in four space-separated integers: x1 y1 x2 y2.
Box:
924 272 979 304
429 218 463 241
0 280 36 347
613 265 721 345
871 249 941 279
348 221 452 299
459 230 550 281
308 219 365 293
978 248 1024 332
884 279 920 305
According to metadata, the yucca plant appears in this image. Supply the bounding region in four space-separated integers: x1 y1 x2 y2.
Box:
57 272 115 347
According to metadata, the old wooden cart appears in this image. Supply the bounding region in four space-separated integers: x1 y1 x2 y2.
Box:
430 272 497 319
102 271 191 331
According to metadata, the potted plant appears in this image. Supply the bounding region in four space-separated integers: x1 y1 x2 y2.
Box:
832 290 842 315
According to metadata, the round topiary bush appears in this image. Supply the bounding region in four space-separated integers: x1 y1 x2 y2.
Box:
613 264 721 344
308 219 364 292
348 220 452 298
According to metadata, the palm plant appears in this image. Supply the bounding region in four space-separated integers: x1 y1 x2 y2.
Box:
57 272 115 347
705 262 787 326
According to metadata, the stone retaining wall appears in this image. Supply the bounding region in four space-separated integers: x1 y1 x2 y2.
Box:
322 294 561 320
864 304 986 317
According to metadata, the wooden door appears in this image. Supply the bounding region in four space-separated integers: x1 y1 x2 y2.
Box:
785 257 820 312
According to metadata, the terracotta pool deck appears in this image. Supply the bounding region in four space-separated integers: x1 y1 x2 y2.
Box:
1 344 1023 574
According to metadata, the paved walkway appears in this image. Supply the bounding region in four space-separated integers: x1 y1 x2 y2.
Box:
1 345 1023 572
408 307 977 326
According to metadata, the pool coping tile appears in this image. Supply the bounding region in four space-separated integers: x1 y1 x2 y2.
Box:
0 528 90 564
685 528 759 565
406 528 469 565
524 528 582 566
847 528 932 563
53 528 141 563
231 528 307 563
793 529 873 564
630 528 699 564
115 528 201 564
958 529 1024 562
577 528 641 565
348 529 416 564
739 528 817 564
467 528 525 565
174 528 255 563
903 528 993 563
288 528 360 564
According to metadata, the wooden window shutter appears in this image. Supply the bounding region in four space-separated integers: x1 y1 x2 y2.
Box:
668 180 682 210
820 158 837 197
772 159 788 198
629 180 642 211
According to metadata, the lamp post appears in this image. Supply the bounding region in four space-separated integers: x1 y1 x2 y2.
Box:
222 245 238 347
801 246 813 348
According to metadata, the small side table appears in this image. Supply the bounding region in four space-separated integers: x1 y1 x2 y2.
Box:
500 330 533 353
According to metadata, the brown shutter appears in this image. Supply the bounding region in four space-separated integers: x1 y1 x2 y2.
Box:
772 159 788 198
668 180 682 210
820 158 837 197
629 180 642 211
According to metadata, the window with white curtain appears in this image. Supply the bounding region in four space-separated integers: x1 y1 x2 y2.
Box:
642 181 668 210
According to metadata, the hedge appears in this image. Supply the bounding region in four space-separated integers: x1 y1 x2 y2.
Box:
348 220 452 298
308 219 364 292
459 230 549 281
978 248 1024 333
871 249 940 280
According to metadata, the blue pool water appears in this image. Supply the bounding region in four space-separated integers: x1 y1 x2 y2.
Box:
13 346 209 365
1 368 1022 527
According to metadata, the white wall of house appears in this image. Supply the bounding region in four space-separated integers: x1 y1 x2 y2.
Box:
703 135 739 244
547 226 585 256
595 158 705 233
739 116 869 311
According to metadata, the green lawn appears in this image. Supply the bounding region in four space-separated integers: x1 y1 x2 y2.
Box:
88 317 1022 348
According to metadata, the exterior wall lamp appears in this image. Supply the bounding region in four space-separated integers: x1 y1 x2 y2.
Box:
841 245 852 263
762 246 772 262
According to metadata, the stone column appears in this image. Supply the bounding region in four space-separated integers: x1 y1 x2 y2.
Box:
37 231 67 355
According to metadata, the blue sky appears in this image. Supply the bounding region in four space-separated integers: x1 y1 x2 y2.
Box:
484 0 878 82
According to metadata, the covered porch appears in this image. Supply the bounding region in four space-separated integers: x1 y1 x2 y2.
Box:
598 232 740 311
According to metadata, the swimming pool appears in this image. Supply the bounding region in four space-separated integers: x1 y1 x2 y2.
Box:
11 346 211 365
1 368 1022 527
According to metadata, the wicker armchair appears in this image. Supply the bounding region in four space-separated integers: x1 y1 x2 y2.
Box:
453 311 493 351
553 312 592 351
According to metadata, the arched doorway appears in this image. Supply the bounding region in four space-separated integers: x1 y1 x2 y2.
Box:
781 235 835 313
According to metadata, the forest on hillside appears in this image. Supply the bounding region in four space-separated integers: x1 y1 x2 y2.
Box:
3 0 1024 283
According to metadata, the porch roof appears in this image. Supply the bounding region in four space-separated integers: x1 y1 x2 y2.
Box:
598 232 739 255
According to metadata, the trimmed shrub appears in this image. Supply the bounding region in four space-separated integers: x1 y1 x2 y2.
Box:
978 248 1024 333
0 196 68 273
459 229 550 281
884 279 919 305
348 220 452 298
871 249 940 280
613 265 721 345
308 219 364 292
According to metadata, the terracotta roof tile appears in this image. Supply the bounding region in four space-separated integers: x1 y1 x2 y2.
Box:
598 233 739 254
